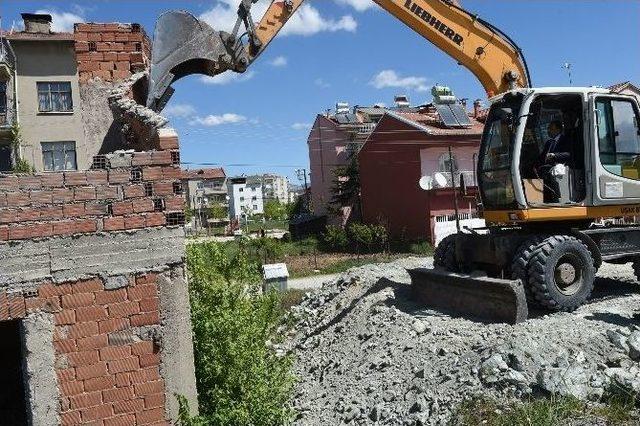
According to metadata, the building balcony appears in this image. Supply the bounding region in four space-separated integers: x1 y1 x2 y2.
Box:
423 170 477 190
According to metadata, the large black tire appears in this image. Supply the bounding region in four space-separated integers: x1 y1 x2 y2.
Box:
528 235 595 311
510 236 544 304
434 234 459 272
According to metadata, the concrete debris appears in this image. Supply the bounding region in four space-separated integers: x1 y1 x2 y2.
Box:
287 259 640 425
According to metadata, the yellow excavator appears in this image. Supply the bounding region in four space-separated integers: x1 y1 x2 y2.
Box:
145 1 640 324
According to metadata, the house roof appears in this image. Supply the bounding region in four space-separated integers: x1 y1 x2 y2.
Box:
608 81 640 94
182 168 226 180
4 31 75 42
388 109 484 136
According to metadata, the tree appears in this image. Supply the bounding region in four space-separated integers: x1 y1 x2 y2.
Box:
329 157 360 221
208 203 228 220
264 200 287 221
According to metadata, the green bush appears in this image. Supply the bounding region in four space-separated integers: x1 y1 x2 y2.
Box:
322 225 349 251
369 224 389 252
409 241 434 255
180 241 295 426
250 237 285 263
348 222 374 254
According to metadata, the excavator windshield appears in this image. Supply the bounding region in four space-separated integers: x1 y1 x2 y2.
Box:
478 94 524 209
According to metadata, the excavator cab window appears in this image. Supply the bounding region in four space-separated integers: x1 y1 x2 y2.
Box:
519 94 585 205
596 98 640 181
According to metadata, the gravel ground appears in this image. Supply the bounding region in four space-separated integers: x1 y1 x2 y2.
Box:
287 258 640 425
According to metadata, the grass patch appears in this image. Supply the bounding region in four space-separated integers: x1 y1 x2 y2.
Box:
453 394 639 426
280 289 308 311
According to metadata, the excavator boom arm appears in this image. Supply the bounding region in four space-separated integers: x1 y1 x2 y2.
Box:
250 0 531 97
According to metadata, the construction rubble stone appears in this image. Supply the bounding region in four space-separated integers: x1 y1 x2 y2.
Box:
286 258 640 425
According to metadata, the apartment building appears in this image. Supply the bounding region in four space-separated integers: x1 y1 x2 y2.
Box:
228 175 265 219
183 168 227 209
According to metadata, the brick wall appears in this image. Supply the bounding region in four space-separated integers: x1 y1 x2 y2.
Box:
74 23 152 83
0 128 198 425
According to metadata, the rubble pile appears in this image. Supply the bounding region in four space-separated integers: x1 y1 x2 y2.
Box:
287 259 640 425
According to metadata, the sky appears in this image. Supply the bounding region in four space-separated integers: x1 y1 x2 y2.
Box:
2 0 639 183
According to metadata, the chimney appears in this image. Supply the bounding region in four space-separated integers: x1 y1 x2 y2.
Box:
394 95 410 108
473 99 483 118
22 13 52 34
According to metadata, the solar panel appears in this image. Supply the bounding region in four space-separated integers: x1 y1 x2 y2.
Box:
435 104 460 128
450 104 472 126
335 114 350 124
345 113 358 123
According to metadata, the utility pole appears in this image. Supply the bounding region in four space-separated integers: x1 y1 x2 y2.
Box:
562 62 573 86
448 146 461 233
296 168 309 213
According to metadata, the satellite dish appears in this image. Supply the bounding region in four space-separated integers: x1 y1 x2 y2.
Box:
418 176 432 191
434 172 448 188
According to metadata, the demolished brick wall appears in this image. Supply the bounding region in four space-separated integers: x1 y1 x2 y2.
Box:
0 129 198 425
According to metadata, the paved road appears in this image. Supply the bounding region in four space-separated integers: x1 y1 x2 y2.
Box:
288 274 339 291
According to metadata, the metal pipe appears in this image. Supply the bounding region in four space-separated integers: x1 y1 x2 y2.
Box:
449 146 461 233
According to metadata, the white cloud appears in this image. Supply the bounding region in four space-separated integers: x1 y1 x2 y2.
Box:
291 123 311 130
189 113 247 127
269 56 288 67
200 70 255 85
370 70 430 92
35 9 84 32
334 0 377 12
315 78 331 88
162 103 196 119
199 0 356 37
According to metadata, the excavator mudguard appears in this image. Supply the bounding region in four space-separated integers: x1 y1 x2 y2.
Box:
146 10 249 112
408 268 528 324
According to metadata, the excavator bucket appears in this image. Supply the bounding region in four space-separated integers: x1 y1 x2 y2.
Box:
146 10 249 112
408 268 528 324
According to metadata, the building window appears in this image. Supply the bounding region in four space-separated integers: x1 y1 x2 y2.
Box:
197 182 204 189
239 187 244 192
597 98 640 180
253 205 258 210
438 152 458 173
240 196 245 201
251 196 257 201
37 82 73 112
0 81 7 125
42 141 77 171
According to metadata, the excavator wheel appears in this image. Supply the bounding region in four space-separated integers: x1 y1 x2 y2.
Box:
433 234 459 272
528 235 595 311
510 236 544 304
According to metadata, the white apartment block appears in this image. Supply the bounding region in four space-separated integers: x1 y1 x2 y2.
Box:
228 176 264 219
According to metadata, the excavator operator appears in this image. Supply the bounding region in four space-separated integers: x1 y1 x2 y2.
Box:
537 120 573 203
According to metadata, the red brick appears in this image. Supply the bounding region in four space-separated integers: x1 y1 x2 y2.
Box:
95 288 128 305
152 182 173 196
96 186 120 200
113 70 132 80
76 362 108 380
103 386 135 402
15 208 41 222
40 205 64 220
130 367 160 384
109 170 130 184
70 390 102 410
131 341 154 356
108 356 140 374
161 166 182 180
84 376 116 392
40 283 72 298
63 203 86 217
164 196 184 212
73 278 103 294
100 61 115 71
108 301 140 318
117 53 131 61
98 318 129 334
73 218 98 234
135 273 158 285
30 190 53 204
115 372 131 388
139 353 161 368
0 225 7 241
29 222 54 239
124 184 145 198
41 173 65 187
130 52 144 63
81 404 113 422
54 309 77 325
111 201 133 216
151 151 172 165
85 201 109 216
158 136 179 150
65 172 88 186
76 306 108 322
68 321 99 339
143 393 165 409
132 198 154 213
52 220 76 236
100 345 131 361
132 153 153 166
66 350 99 366
77 334 109 350
113 398 144 414
136 407 165 425
74 186 97 201
128 284 156 300
41 296 62 313
0 209 17 224
25 297 45 313
61 410 82 425
0 292 8 320
53 188 75 203
142 167 162 181
54 338 77 354
61 382 86 399
103 216 125 231
58 367 76 383
8 293 26 318
104 414 136 426
103 51 118 61
145 213 166 227
139 297 159 313
79 61 100 72
6 192 30 207
16 176 42 190
124 214 145 230
62 292 95 309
